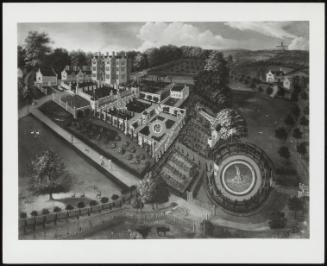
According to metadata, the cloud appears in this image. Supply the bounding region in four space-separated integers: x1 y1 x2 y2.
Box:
137 22 238 51
224 21 297 39
288 37 309 50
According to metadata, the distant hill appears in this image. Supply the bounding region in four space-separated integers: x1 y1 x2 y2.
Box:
221 49 309 68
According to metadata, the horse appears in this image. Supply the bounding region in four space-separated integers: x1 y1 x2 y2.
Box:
156 226 170 236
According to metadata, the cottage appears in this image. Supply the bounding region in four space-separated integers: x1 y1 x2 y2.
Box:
266 69 285 83
35 66 58 88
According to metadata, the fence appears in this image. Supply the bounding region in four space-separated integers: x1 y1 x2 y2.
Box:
20 203 201 239
19 190 136 235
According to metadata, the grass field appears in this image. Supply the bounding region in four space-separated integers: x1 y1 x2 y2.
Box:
232 91 296 172
18 115 122 214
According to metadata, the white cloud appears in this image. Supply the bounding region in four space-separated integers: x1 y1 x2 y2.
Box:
288 37 309 50
224 21 297 39
137 22 238 51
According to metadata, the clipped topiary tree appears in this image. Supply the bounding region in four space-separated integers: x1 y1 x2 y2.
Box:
275 127 288 140
293 128 302 139
278 146 290 159
100 197 109 204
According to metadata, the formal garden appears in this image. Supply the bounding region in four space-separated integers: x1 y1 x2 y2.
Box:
39 100 153 176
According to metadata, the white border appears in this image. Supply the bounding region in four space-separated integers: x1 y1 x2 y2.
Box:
3 2 325 264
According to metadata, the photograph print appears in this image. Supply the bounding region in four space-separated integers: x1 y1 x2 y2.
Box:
17 20 310 240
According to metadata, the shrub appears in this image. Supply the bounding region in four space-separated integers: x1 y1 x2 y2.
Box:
275 127 288 140
114 135 121 141
266 86 273 95
257 86 263 92
20 212 27 219
77 202 86 209
42 208 50 215
269 211 287 229
30 210 38 217
292 128 302 139
100 197 109 204
284 115 295 126
111 143 117 149
297 142 307 156
111 194 119 201
127 154 133 160
300 116 309 126
301 92 308 100
292 105 301 118
89 200 98 206
278 146 290 159
65 204 74 211
53 206 62 213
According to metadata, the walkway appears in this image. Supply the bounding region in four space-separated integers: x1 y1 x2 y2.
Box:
18 94 54 119
30 108 141 187
169 195 269 232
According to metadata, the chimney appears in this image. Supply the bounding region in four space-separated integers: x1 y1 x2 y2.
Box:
112 51 115 57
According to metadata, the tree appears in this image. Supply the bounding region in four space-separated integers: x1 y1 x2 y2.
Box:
18 45 26 69
134 53 148 71
204 51 229 86
268 211 287 229
30 150 72 200
201 220 214 237
297 142 307 156
30 210 38 217
303 105 309 115
266 86 273 95
301 92 308 100
77 201 86 209
278 146 290 159
100 197 109 204
53 206 62 213
45 48 70 74
137 175 169 205
135 225 151 239
42 208 50 215
292 128 302 139
65 204 74 211
69 50 88 68
284 115 295 126
89 200 98 206
20 212 27 219
288 196 304 218
24 31 52 69
275 127 288 140
111 194 119 201
300 116 309 126
131 196 144 210
292 105 301 118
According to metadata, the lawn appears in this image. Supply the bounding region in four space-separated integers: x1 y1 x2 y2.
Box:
19 115 123 215
232 91 296 172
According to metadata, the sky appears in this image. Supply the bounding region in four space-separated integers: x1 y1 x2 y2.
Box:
17 21 309 53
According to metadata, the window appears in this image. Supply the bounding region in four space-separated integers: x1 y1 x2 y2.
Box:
120 74 125 80
121 67 125 72
92 67 96 71
106 67 110 71
106 75 110 79
92 74 96 77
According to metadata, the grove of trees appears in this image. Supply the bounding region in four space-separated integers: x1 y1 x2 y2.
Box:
29 150 72 200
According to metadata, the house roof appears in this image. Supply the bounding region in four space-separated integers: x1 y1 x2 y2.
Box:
39 66 57 76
